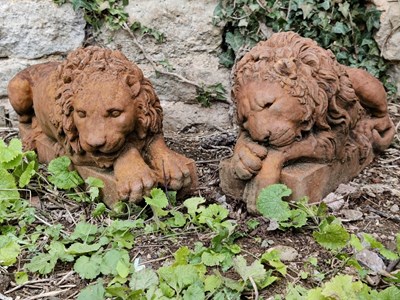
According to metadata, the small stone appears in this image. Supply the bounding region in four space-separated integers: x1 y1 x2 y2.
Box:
267 219 279 231
341 209 363 222
390 204 399 213
270 245 299 262
356 249 386 274
323 193 345 211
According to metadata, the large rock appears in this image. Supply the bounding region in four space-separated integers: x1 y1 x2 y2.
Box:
97 0 231 131
372 0 400 96
373 0 400 61
0 0 85 59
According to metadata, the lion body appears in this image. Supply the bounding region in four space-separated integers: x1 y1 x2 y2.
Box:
8 46 197 206
223 32 395 212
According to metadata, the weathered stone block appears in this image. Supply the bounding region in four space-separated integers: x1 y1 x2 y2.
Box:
0 0 85 59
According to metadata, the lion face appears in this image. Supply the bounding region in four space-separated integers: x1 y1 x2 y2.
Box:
72 79 137 166
237 81 312 147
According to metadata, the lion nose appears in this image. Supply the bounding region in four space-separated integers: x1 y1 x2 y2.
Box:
262 130 271 142
86 135 106 150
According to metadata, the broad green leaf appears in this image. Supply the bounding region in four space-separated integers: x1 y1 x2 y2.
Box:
349 234 363 251
233 255 266 282
49 241 74 262
74 254 102 279
48 156 84 189
256 184 292 222
313 219 349 251
167 211 187 227
0 139 22 168
246 219 260 230
378 286 400 299
67 242 102 254
15 271 28 285
261 250 287 276
116 259 130 278
183 284 205 300
85 177 104 201
144 188 168 208
25 253 57 274
0 236 20 266
77 280 105 300
183 197 206 217
100 249 130 276
204 274 222 293
201 251 226 267
321 275 364 299
130 268 159 291
174 246 191 265
362 233 399 260
198 204 228 224
70 221 98 241
18 160 36 188
92 203 106 217
0 168 19 201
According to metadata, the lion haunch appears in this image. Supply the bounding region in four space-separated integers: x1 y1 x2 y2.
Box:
8 46 197 207
219 32 395 213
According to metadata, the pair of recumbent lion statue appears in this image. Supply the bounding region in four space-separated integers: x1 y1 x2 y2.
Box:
8 32 395 213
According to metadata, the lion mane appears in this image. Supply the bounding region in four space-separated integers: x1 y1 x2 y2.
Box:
233 32 361 134
51 46 163 154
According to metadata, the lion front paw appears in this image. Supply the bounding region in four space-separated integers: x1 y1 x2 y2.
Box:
116 167 157 203
231 141 268 180
153 153 193 191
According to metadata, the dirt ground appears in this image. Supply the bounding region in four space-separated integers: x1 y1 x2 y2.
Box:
0 101 399 299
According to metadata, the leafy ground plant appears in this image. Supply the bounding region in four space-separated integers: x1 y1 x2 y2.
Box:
1 136 400 299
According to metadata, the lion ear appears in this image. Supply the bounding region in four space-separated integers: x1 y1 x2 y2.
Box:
124 74 141 97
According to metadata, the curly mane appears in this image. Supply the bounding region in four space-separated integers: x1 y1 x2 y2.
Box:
233 32 359 132
51 46 163 154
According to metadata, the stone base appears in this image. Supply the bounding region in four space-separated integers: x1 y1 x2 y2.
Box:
19 123 197 208
220 151 374 211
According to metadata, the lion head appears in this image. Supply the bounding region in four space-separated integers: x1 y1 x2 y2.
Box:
51 46 162 167
232 32 359 147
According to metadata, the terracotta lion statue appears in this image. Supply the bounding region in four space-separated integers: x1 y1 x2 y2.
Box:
220 32 395 212
8 46 197 206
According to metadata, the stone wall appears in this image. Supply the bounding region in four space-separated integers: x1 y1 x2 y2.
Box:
0 0 85 126
0 0 399 129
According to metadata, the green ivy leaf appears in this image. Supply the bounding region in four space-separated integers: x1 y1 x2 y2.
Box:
48 156 84 189
225 31 244 53
256 184 292 222
332 21 349 34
